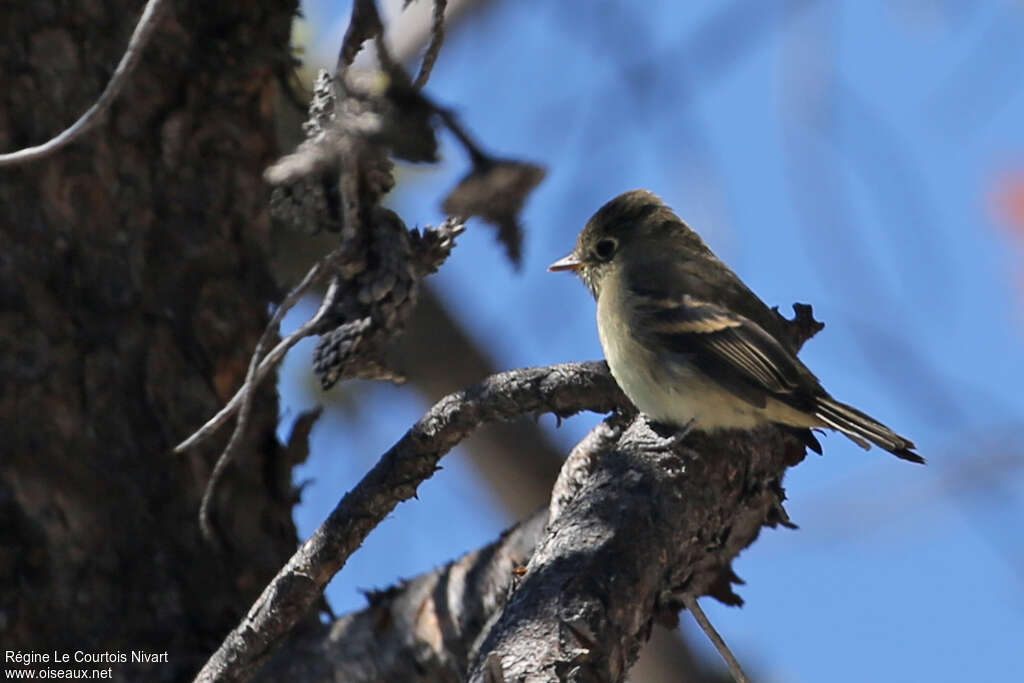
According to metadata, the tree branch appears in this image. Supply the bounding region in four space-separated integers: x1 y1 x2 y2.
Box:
206 417 736 683
243 390 804 683
412 0 447 89
260 511 550 682
466 415 806 682
251 420 628 683
462 308 824 681
193 361 626 682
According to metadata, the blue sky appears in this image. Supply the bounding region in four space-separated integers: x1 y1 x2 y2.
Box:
281 2 1024 680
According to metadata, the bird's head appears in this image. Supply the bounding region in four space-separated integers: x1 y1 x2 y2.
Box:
549 189 706 297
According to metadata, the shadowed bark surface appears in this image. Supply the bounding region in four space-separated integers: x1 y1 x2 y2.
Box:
1 1 300 679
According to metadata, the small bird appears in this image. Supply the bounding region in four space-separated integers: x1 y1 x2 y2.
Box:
550 189 923 463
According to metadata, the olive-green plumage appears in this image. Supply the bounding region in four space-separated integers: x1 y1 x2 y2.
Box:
551 189 922 463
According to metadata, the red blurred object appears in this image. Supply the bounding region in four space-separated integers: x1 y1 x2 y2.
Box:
990 169 1024 319
991 170 1024 239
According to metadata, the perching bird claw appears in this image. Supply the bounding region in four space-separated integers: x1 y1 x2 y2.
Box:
635 416 695 452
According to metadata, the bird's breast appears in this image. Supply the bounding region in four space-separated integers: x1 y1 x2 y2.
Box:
595 272 775 431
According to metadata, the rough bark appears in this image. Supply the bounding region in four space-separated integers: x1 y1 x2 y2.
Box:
193 362 627 682
467 418 804 682
222 331 813 682
259 510 549 682
199 296 818 681
460 308 822 682
1 0 299 680
242 420 706 683
395 291 726 683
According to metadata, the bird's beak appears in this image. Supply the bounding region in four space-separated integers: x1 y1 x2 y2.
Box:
548 253 582 272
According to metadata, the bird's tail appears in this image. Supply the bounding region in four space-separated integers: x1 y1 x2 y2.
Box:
814 397 924 464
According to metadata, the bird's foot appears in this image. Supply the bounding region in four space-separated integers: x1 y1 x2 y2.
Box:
636 416 695 451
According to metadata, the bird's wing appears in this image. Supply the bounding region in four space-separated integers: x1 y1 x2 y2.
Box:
626 267 923 462
632 292 820 409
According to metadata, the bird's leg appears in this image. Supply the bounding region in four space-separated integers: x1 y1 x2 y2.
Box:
636 415 695 451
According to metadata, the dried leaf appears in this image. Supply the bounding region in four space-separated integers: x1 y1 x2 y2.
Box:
375 76 439 163
336 70 439 163
442 159 546 266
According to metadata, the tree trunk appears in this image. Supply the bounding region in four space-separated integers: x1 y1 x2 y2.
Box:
1 1 299 679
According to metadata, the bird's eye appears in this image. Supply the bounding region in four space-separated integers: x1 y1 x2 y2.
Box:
593 238 617 261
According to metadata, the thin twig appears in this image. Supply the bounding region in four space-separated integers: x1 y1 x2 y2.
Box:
198 328 265 547
412 0 447 89
175 258 335 454
0 0 166 167
197 275 340 543
682 594 750 683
